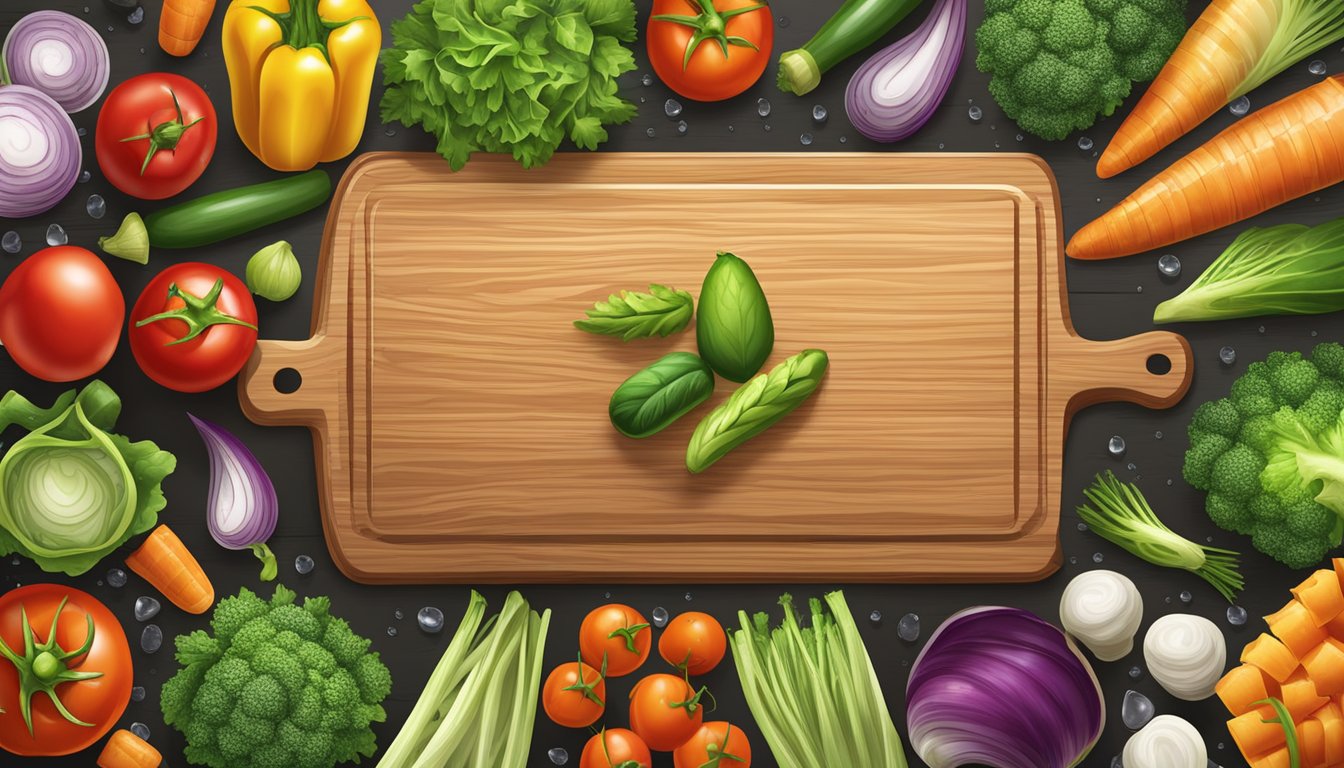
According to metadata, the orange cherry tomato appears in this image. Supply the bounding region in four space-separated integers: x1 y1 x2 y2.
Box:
580 727 653 768
628 673 706 752
673 722 752 768
659 611 727 675
580 604 651 678
542 656 606 728
647 0 774 102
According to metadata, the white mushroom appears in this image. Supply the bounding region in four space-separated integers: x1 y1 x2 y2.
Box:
1143 614 1227 700
1123 715 1207 768
1059 570 1144 661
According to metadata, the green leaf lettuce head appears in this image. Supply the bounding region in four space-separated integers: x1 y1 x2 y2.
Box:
161 584 393 768
0 381 176 576
380 0 639 171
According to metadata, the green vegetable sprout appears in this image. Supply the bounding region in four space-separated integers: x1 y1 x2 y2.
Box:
1253 697 1301 768
1185 343 1344 569
1078 472 1244 602
161 585 392 768
975 0 1188 140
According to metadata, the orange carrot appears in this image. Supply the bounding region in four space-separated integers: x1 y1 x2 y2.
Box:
1230 704 1288 758
1220 664 1276 716
1249 747 1293 768
1295 569 1344 627
1242 633 1301 683
1300 717 1326 768
1303 638 1344 697
1281 668 1329 721
158 0 216 57
125 525 214 614
1313 701 1344 764
97 729 163 768
1268 601 1331 659
1068 74 1344 260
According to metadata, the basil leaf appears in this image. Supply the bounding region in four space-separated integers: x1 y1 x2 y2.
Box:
687 349 828 473
609 352 715 438
575 284 694 341
696 251 774 382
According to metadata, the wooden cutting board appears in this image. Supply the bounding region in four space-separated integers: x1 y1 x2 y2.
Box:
238 152 1192 584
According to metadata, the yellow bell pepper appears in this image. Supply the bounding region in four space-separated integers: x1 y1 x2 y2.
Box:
222 0 379 171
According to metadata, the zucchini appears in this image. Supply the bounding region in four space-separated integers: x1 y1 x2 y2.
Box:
145 170 332 249
777 0 927 95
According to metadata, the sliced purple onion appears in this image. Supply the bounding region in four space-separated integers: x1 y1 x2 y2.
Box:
907 606 1104 768
3 11 110 113
0 85 80 218
189 414 279 581
845 0 966 143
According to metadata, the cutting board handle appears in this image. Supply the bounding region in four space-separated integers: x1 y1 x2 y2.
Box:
1059 331 1193 412
237 336 338 427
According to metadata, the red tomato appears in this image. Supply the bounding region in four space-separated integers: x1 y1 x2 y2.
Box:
659 612 727 676
129 263 258 392
580 604 652 678
0 585 132 756
648 0 773 102
628 673 705 752
0 246 124 382
542 658 606 728
673 722 752 768
96 73 216 200
581 728 653 768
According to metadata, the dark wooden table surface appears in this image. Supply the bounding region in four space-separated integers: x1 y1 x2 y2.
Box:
2 1 1342 766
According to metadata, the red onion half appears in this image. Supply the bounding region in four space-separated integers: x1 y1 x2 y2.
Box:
3 11 110 113
0 85 80 218
845 0 966 143
190 414 279 581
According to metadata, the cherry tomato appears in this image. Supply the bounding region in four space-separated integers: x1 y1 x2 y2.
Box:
673 722 752 768
648 0 773 102
542 656 605 728
628 673 706 752
129 263 258 392
96 73 216 200
659 612 727 675
0 585 132 756
581 728 653 768
0 246 124 382
580 604 651 678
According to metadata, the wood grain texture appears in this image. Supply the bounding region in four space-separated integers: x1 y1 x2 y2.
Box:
238 152 1193 583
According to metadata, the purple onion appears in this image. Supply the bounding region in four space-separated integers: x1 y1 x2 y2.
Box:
845 0 966 143
190 414 279 581
3 11 110 113
0 85 80 218
907 606 1104 768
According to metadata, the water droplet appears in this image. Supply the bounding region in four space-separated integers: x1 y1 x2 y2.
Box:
1229 96 1251 116
106 568 127 588
684 592 693 601
1078 136 1094 151
86 194 106 220
138 47 145 55
134 596 160 622
603 591 611 599
1158 253 1181 277
1092 552 1104 563
77 127 87 137
1207 536 1215 544
1165 595 1173 604
639 96 646 103
1180 590 1193 604
80 169 91 183
1 231 20 254
548 747 569 765
646 127 656 138
839 136 847 144
799 132 813 146
384 127 396 137
1129 665 1143 679
897 613 921 642
1166 478 1174 486
763 124 771 132
664 98 683 119
1121 689 1155 730
294 554 315 574
83 6 90 12
776 15 789 28
128 6 144 24
1219 346 1237 365
641 73 653 87
757 98 771 118
938 142 944 149
9 557 17 566
677 120 688 135
1309 60 1328 76
1112 755 1124 768
1258 325 1266 334
1155 430 1163 440
387 626 398 637
107 25 115 32
652 606 669 627
727 124 735 133
130 722 150 740
130 685 145 702
1108 435 1126 457
1077 522 1089 531
968 105 983 122
1069 556 1077 564
417 606 444 633
45 224 67 246
1126 462 1137 471
393 609 404 621
1016 133 1024 142
140 625 163 654
869 609 882 624
1136 285 1143 293
1227 605 1248 626
812 104 828 124
1312 330 1319 337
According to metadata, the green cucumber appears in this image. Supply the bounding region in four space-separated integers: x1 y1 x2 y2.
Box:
145 170 332 249
777 0 928 95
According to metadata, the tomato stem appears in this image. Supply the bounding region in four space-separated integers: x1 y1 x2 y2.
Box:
597 726 646 768
606 619 649 654
118 89 206 176
697 724 747 768
561 652 605 707
134 278 259 346
0 596 104 734
651 0 769 69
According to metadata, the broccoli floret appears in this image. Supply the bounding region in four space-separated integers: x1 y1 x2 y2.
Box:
1184 431 1232 489
161 585 391 768
976 0 1187 140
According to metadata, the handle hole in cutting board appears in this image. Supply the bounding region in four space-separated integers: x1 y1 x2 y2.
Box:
273 368 302 394
1146 354 1172 375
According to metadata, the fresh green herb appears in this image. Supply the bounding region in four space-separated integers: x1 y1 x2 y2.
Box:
245 240 303 302
161 585 393 768
696 252 774 382
1154 219 1344 323
376 591 550 768
686 349 827 473
380 0 638 170
731 591 908 768
575 284 694 341
0 382 176 576
97 212 149 264
609 352 715 438
1078 472 1244 602
1253 697 1301 768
